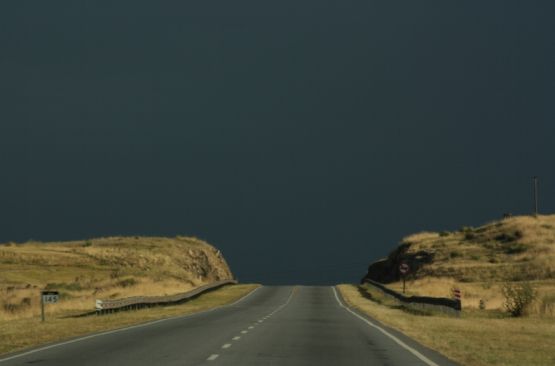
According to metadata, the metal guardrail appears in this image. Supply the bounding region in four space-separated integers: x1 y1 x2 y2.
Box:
361 279 461 315
95 279 237 314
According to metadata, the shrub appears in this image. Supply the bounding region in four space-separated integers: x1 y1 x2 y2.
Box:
117 278 138 288
495 233 513 242
439 231 450 237
460 226 473 232
3 303 19 313
82 240 93 247
501 282 536 317
449 251 461 258
504 243 527 255
495 231 523 243
45 282 83 291
538 294 555 317
464 232 476 240
110 269 122 279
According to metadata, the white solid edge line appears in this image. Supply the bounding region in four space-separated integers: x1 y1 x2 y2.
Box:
0 286 262 363
332 287 440 366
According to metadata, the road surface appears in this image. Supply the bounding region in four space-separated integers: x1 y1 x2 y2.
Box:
0 286 458 366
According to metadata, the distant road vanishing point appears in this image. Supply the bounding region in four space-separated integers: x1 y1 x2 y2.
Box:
0 286 458 366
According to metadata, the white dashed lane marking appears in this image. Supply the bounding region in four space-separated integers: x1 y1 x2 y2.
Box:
204 288 297 363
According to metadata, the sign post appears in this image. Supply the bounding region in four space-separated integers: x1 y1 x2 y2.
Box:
399 263 410 294
40 291 59 322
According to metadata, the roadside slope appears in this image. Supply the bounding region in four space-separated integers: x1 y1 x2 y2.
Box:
347 214 555 366
0 236 233 319
362 214 555 312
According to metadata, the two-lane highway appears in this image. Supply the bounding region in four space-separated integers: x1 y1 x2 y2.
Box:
0 286 458 366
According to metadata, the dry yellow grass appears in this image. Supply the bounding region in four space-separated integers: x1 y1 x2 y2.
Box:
354 215 555 364
0 284 259 356
364 214 555 316
386 277 555 316
337 284 555 366
403 214 555 282
0 236 233 321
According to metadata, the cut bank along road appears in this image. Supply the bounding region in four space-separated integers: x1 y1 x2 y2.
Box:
0 286 458 366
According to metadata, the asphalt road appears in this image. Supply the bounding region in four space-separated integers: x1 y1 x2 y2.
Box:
0 286 458 366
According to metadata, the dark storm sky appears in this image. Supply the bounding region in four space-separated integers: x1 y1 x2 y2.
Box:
1 1 554 284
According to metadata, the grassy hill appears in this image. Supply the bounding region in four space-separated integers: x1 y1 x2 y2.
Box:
363 214 555 314
0 236 233 320
341 214 555 365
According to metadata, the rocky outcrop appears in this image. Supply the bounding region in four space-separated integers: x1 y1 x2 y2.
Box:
361 243 434 284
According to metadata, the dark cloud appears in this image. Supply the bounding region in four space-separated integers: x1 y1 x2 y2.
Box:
1 0 554 284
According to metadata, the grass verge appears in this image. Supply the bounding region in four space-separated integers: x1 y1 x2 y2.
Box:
337 284 555 366
0 284 259 357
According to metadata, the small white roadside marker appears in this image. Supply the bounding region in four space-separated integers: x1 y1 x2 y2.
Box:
232 336 241 341
207 354 219 361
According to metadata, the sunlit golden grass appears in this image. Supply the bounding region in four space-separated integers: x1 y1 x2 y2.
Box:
0 284 259 356
0 236 233 321
0 278 199 321
356 214 555 364
386 277 555 315
366 215 555 314
337 284 555 366
404 215 555 281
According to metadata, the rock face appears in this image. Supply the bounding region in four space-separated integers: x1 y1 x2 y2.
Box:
362 243 434 284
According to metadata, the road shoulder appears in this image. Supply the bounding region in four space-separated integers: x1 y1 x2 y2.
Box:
335 285 459 366
0 284 260 361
